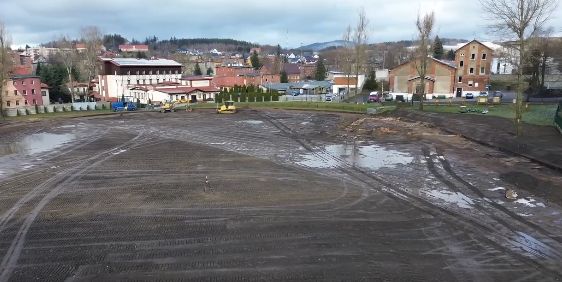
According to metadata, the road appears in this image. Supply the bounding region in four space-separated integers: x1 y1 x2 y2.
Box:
0 110 561 281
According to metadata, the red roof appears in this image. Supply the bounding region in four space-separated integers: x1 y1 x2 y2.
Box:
119 44 149 52
41 83 49 88
182 75 213 81
155 86 220 95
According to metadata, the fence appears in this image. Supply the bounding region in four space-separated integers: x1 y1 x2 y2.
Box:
554 102 562 133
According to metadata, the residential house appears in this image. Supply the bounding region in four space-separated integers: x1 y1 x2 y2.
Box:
67 82 90 102
454 40 493 97
98 58 183 102
118 44 149 53
283 63 301 82
40 83 50 105
5 75 44 107
328 71 367 95
388 57 456 100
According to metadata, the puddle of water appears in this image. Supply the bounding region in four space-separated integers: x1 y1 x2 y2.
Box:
0 133 75 156
513 231 558 259
239 120 264 125
112 149 128 155
515 198 546 208
488 187 506 192
297 144 413 170
425 189 474 209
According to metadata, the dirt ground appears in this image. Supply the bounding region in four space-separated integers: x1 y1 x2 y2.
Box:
0 109 561 281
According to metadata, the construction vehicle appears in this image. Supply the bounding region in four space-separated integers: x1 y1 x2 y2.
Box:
160 99 191 113
217 100 237 114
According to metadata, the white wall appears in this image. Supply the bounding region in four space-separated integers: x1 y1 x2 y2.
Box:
99 73 182 102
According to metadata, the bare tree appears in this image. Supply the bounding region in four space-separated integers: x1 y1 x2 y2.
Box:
55 36 79 103
0 21 12 119
80 26 103 88
414 11 435 111
342 24 353 97
480 0 558 135
353 7 369 96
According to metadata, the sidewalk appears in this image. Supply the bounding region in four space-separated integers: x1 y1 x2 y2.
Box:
394 108 562 172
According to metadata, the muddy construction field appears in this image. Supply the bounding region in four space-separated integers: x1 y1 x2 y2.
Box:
0 110 561 281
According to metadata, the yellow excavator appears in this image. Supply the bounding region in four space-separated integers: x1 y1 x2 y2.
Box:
217 100 237 114
160 99 191 113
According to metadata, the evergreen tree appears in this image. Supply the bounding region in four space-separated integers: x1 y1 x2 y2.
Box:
446 49 455 60
250 50 261 70
432 36 444 59
35 62 41 76
314 57 327 81
280 70 288 83
193 63 202 76
206 67 214 76
364 70 379 91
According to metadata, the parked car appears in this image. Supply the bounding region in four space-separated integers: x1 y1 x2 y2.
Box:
493 91 503 99
367 91 381 103
465 93 474 99
325 95 333 102
478 91 489 97
383 92 393 102
290 90 300 96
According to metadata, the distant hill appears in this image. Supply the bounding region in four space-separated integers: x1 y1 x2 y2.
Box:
298 40 353 52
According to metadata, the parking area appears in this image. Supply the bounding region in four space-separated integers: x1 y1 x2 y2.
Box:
0 110 561 281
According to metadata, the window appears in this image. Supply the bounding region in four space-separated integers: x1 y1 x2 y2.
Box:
480 67 485 75
127 71 131 75
469 68 474 74
156 79 160 84
42 91 47 96
175 70 178 74
482 53 487 60
32 89 35 95
25 100 28 105
137 80 140 84
16 100 19 106
136 71 140 75
460 53 465 57
149 70 153 75
468 81 474 87
23 90 27 95
6 101 10 107
460 61 464 67
142 71 145 75
33 99 37 105
5 90 8 96
127 80 131 85
149 79 152 84
22 80 25 85
458 76 463 83
31 80 34 85
156 70 159 75
471 53 476 60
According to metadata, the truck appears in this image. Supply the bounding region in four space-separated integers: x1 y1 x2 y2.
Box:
111 101 137 111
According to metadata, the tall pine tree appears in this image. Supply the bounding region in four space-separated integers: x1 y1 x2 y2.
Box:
432 36 444 60
446 49 455 60
280 71 288 83
193 63 202 76
314 57 327 81
250 50 261 70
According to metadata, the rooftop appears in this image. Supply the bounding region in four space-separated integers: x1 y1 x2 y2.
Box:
107 58 182 67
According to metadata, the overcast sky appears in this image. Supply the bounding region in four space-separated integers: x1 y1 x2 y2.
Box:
1 0 561 48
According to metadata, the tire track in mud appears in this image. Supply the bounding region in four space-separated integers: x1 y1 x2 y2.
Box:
433 146 562 244
421 147 562 263
256 110 562 279
0 130 152 282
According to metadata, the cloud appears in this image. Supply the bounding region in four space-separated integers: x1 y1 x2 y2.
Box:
1 0 561 47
